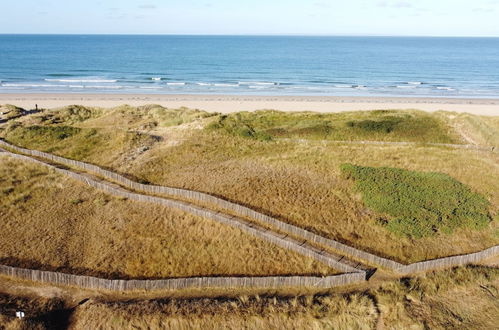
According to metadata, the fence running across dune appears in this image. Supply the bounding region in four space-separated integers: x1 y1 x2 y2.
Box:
400 245 498 274
281 138 498 153
0 138 404 270
0 139 498 291
0 150 362 275
0 264 366 291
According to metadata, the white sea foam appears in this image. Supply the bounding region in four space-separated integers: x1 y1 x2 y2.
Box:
334 84 354 88
140 86 163 89
151 77 162 81
2 83 67 88
214 83 238 87
45 79 118 83
396 85 416 89
436 86 455 91
196 82 212 86
167 82 186 86
408 81 423 85
4 84 126 89
239 81 277 86
256 82 277 86
84 85 124 89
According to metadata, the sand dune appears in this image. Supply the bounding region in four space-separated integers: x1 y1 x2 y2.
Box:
1 93 498 115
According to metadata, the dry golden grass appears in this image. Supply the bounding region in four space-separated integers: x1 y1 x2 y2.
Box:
372 266 499 329
1 105 497 264
70 294 377 330
125 133 499 263
441 111 499 147
0 156 334 279
1 265 485 330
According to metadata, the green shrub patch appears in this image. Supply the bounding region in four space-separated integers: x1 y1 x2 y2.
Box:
341 164 492 238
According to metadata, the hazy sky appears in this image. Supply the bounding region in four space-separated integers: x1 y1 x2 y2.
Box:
2 0 499 36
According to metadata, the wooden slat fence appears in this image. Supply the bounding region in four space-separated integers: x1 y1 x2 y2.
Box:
0 139 497 291
400 245 499 274
0 139 404 270
0 151 362 275
0 264 366 291
283 139 498 153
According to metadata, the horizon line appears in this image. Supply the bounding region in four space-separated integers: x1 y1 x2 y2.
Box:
1 33 499 38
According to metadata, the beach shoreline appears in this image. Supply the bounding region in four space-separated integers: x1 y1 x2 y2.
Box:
1 93 499 115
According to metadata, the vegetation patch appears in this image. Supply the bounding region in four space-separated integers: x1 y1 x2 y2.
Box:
346 116 403 133
140 105 217 127
206 110 458 143
39 105 102 124
206 113 273 141
0 104 26 120
2 123 158 162
21 125 81 140
341 164 492 238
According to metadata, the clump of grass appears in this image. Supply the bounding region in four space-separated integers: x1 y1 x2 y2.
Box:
0 104 26 120
93 197 109 206
39 105 103 124
346 116 403 133
341 164 492 238
207 114 273 141
1 187 14 195
8 125 81 141
144 105 217 127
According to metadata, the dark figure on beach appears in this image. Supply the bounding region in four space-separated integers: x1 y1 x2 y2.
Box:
35 104 38 111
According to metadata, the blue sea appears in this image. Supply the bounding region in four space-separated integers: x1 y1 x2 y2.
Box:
1 35 499 97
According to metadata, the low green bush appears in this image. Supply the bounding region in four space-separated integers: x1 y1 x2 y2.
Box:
341 164 492 238
206 114 272 141
21 125 81 140
345 117 403 133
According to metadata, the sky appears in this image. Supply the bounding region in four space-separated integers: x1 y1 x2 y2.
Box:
1 0 499 36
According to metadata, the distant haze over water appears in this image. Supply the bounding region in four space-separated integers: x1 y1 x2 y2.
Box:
1 35 499 98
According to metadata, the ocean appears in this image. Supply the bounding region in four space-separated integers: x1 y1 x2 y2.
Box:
1 35 499 97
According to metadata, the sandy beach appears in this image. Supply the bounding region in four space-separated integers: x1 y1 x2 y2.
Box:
1 94 499 115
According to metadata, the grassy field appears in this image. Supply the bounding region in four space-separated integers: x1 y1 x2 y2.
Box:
1 265 497 329
206 109 462 143
0 105 497 263
0 156 334 279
